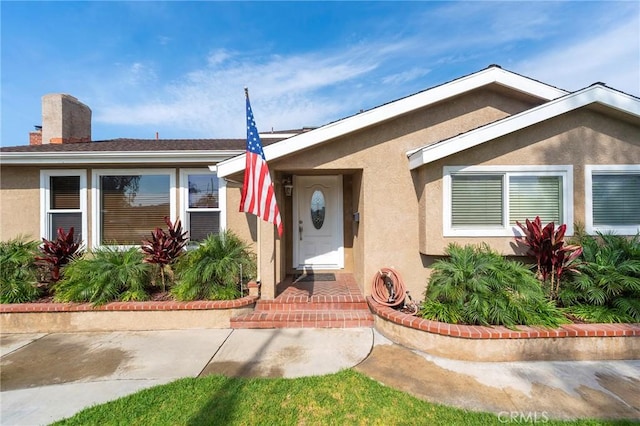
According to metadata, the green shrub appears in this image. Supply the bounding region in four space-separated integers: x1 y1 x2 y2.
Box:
55 247 152 305
420 244 566 328
0 237 41 303
172 231 256 301
560 232 640 323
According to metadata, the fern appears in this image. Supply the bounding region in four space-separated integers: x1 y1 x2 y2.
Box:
0 237 41 303
561 232 640 323
420 244 566 328
172 231 256 301
55 247 151 305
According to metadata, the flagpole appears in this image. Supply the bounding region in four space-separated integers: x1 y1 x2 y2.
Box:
245 86 262 288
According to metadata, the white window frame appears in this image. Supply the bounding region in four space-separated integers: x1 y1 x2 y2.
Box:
91 168 176 249
585 165 640 235
179 168 226 243
40 169 88 246
443 165 573 237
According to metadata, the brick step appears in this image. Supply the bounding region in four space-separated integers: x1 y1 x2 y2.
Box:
255 299 369 312
230 310 374 329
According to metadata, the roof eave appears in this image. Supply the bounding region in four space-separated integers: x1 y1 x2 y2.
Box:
407 85 640 169
0 150 244 165
217 67 568 178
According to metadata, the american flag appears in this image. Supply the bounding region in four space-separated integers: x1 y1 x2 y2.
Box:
240 94 283 237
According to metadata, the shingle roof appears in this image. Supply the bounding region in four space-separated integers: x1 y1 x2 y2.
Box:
0 137 284 153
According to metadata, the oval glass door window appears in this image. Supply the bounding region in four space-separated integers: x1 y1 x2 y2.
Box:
310 189 326 229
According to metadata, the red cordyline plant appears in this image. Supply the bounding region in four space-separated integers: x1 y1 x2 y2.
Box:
141 217 188 292
37 227 82 282
515 216 583 301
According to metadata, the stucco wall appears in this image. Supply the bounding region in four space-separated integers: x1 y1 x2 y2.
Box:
224 183 257 246
270 87 540 298
420 108 640 255
0 166 41 241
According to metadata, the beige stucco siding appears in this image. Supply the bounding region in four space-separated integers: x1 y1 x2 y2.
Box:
0 166 41 241
420 108 640 255
269 87 541 297
225 183 257 247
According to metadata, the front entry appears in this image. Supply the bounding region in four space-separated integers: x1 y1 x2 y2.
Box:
293 175 344 270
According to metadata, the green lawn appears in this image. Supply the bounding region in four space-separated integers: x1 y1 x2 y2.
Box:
54 370 634 426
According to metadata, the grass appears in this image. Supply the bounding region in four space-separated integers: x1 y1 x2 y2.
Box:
53 370 633 426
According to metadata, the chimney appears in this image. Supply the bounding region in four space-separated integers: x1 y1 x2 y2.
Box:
41 94 91 144
29 125 42 146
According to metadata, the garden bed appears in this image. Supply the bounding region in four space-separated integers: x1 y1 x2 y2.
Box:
368 297 640 362
0 296 258 333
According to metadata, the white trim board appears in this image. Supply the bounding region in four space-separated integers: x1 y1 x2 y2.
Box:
408 85 640 170
0 150 243 165
217 66 567 178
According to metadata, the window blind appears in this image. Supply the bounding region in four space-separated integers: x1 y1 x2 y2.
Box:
50 176 80 209
593 174 640 226
451 175 503 226
100 175 170 245
188 211 220 241
50 213 82 240
509 176 562 225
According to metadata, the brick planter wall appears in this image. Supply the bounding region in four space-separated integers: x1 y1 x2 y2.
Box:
368 297 640 362
0 296 258 333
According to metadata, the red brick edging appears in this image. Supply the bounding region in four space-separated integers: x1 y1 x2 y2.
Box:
0 295 258 313
367 297 640 339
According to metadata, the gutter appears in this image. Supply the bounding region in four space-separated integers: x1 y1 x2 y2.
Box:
0 150 244 165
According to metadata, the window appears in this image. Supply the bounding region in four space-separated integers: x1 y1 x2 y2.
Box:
92 169 175 247
180 169 226 242
585 165 640 235
41 170 87 243
444 166 572 236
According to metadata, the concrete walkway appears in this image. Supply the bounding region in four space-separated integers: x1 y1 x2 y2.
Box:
1 329 638 425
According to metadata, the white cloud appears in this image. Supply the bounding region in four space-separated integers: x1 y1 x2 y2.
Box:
207 49 232 67
382 68 431 85
127 62 157 86
515 16 640 95
95 43 394 137
92 2 639 142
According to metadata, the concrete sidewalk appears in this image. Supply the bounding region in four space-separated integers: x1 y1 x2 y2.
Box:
0 329 372 425
1 329 639 425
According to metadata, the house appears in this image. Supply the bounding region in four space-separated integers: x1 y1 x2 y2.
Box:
2 66 639 301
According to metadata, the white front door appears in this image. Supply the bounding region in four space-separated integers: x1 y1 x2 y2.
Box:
293 175 344 270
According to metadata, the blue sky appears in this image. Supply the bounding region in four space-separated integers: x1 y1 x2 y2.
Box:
2 1 639 147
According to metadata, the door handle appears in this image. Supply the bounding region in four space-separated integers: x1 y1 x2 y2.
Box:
299 220 303 241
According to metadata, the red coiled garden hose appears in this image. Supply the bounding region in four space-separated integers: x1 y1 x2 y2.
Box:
371 267 407 307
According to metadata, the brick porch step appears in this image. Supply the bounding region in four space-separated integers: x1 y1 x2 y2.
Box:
253 298 369 312
231 273 374 328
230 310 374 329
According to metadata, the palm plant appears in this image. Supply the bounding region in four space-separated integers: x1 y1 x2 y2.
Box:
55 247 152 305
0 237 41 303
172 230 256 301
420 243 566 328
559 232 640 323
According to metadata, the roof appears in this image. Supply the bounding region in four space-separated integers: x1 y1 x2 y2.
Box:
1 138 246 152
407 84 640 169
260 127 317 138
0 137 284 165
216 65 569 177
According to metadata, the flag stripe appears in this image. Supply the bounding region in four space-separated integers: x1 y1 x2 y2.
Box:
240 96 283 237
